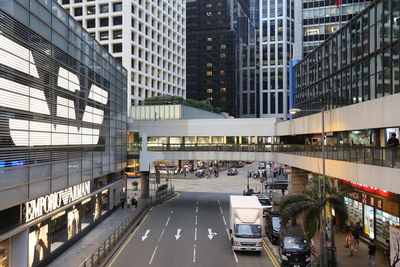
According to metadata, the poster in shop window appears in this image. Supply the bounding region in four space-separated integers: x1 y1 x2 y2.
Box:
67 208 80 240
390 226 400 267
28 223 50 267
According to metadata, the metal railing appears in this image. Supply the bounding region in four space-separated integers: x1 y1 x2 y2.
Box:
143 143 400 168
80 187 175 267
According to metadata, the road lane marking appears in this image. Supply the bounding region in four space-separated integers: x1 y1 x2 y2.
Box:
158 229 165 242
222 215 227 225
193 244 196 263
207 228 217 240
171 210 173 214
195 215 197 225
232 249 238 263
219 206 223 214
262 240 279 267
142 229 150 242
149 245 158 264
194 227 197 241
165 216 170 226
195 206 198 213
225 227 230 240
107 207 153 267
218 200 221 206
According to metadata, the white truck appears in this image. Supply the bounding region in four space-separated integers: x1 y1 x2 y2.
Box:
229 195 264 252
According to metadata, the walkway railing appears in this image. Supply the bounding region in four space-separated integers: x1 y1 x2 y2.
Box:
80 187 175 267
144 143 400 169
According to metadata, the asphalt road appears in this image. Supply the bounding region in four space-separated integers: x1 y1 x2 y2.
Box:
108 191 277 267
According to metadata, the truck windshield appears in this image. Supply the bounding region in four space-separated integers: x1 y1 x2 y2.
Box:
283 237 309 250
235 224 262 238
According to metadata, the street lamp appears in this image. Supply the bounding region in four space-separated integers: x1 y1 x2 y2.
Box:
289 108 330 266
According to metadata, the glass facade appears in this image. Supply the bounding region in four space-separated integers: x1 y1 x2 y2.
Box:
0 2 127 206
295 0 400 116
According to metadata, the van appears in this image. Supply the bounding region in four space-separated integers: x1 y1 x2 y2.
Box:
279 224 311 267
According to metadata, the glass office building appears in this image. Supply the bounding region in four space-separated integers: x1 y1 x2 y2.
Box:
0 1 127 266
294 0 400 115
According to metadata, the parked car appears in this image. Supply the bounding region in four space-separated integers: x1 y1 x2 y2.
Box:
253 194 273 215
265 211 281 244
258 162 266 169
279 224 311 267
227 168 238 176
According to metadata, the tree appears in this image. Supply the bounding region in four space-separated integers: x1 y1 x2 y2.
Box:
279 176 348 240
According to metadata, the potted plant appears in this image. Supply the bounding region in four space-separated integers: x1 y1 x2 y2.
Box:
131 181 138 190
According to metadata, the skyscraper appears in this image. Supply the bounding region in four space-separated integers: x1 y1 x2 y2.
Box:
186 0 253 117
302 0 370 57
60 0 186 108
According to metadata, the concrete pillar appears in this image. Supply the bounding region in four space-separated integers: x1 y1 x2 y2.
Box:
287 167 309 194
141 171 150 199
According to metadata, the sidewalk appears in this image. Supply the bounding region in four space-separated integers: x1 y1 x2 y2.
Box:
312 231 389 267
49 191 155 267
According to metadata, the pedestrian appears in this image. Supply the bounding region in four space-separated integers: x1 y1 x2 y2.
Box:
352 223 361 252
133 193 138 208
120 197 125 209
126 196 131 208
281 187 285 196
384 239 390 264
368 240 376 267
387 133 400 147
345 232 356 256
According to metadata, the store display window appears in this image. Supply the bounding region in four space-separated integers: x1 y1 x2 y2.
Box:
364 205 375 239
49 211 67 253
344 197 363 224
0 238 10 267
80 197 93 230
376 210 400 243
67 206 80 240
28 221 50 267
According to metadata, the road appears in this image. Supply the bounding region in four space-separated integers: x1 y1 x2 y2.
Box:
107 192 278 267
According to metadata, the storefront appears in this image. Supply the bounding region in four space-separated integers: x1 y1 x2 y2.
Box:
341 180 400 244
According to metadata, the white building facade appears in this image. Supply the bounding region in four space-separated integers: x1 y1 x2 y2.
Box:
60 0 186 107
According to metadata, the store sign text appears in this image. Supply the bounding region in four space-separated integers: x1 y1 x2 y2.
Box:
346 191 383 210
24 181 91 222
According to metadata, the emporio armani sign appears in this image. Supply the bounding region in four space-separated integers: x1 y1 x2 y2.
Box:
0 33 108 146
24 181 91 222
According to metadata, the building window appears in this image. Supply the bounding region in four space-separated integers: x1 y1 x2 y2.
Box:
206 46 212 51
207 88 213 93
102 44 109 51
86 5 95 15
62 0 70 4
206 71 213 76
220 70 225 75
113 30 122 39
113 43 122 53
206 63 212 67
220 44 226 49
220 87 227 93
100 4 109 13
99 31 109 40
206 12 212 16
0 239 10 267
113 16 122 25
207 37 213 42
206 3 212 8
113 2 123 12
74 7 82 16
86 19 95 28
220 53 226 58
100 18 109 27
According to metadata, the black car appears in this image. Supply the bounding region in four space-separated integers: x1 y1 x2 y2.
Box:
265 211 281 244
279 224 311 267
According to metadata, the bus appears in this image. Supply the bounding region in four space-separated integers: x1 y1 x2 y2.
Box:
125 166 141 178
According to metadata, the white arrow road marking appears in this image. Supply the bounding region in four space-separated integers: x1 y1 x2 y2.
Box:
165 216 170 226
194 227 197 241
207 228 218 240
142 230 150 242
149 245 158 264
175 229 182 240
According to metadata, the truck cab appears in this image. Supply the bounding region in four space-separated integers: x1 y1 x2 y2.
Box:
230 196 264 252
279 224 311 267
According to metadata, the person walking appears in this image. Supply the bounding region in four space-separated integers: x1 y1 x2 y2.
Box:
368 240 376 266
120 197 125 209
388 133 400 147
126 196 131 209
133 193 138 209
345 232 356 256
352 224 361 253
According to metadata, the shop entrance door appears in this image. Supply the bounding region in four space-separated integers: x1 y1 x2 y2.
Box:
364 205 375 239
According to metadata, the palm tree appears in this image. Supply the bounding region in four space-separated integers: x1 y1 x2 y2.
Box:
279 176 348 241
